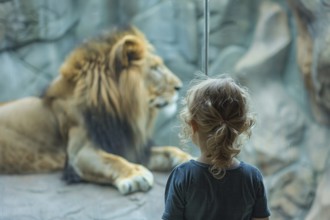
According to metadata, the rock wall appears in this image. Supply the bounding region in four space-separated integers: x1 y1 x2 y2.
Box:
0 0 329 219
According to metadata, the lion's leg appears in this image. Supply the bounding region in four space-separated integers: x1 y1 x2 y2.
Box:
67 127 154 195
147 146 192 171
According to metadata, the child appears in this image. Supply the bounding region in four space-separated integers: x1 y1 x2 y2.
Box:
162 75 270 220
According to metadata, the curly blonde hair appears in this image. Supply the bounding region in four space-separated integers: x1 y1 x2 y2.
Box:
180 75 255 179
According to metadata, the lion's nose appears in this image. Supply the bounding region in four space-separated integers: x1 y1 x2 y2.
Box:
174 86 181 91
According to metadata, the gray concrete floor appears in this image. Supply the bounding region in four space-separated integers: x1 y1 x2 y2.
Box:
0 172 170 220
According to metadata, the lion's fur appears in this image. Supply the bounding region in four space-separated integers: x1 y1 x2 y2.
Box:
0 26 189 194
52 27 157 163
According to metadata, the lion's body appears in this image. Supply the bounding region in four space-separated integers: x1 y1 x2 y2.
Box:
0 97 66 173
0 27 191 194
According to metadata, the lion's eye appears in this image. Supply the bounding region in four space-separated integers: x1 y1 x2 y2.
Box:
150 65 165 82
152 65 162 73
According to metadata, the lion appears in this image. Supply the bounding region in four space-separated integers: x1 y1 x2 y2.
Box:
0 26 191 194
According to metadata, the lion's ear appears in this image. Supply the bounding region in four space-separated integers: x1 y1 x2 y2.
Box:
112 35 145 72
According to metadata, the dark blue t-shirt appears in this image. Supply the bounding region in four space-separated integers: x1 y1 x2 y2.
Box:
162 160 270 220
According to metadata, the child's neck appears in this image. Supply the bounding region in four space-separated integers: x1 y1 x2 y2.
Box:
197 154 240 169
197 154 212 164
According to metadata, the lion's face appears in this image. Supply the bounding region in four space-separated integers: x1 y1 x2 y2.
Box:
105 28 182 116
143 53 182 109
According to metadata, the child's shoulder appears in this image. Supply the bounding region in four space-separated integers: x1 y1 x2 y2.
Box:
240 161 264 178
240 161 258 170
174 159 195 170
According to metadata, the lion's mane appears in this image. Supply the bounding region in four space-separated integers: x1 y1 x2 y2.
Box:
53 27 155 164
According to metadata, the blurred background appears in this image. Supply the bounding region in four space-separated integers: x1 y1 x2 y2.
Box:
0 0 329 219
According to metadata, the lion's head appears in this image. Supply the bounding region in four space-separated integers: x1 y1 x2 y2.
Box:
48 26 182 163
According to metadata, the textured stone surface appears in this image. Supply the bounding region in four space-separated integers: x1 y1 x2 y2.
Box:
0 172 169 220
288 0 330 124
0 0 78 50
306 163 330 220
0 0 330 219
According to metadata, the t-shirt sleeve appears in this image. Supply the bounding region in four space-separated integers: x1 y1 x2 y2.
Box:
252 170 271 218
162 167 186 220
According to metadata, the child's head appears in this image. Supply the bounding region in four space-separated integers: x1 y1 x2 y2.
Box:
180 75 255 179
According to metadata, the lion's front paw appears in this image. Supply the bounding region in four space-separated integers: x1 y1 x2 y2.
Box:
115 164 154 195
148 146 193 171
